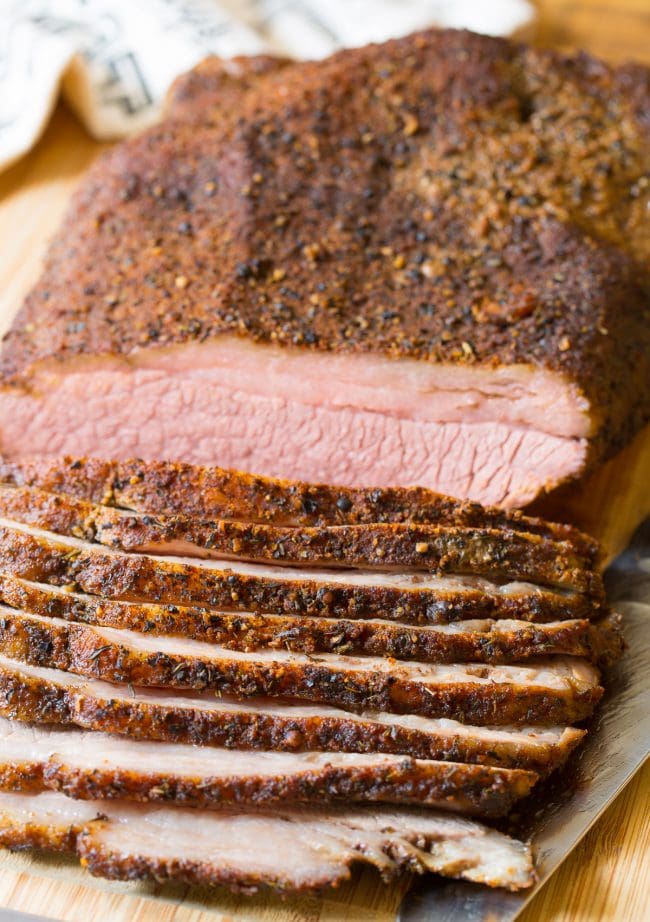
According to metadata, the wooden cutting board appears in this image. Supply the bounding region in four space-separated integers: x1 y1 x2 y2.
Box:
0 2 648 919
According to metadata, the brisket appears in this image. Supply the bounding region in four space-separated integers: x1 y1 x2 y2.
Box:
0 485 597 590
0 456 599 559
0 575 622 666
0 608 603 724
0 655 585 774
0 31 648 506
0 791 535 891
0 521 599 623
0 718 537 817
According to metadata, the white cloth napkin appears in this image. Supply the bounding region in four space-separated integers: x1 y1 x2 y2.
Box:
0 0 535 173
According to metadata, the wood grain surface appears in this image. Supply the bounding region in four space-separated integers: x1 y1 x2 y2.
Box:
0 2 648 920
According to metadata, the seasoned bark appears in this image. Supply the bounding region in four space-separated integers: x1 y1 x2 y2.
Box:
0 791 535 891
0 485 598 592
0 655 586 774
0 720 537 817
0 456 599 561
2 31 648 470
0 609 603 724
165 54 292 119
0 523 604 624
0 575 624 666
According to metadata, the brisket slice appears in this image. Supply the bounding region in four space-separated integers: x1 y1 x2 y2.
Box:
0 655 585 774
0 575 622 666
0 521 603 623
0 608 602 724
0 791 534 891
1 31 648 508
0 719 536 817
0 485 596 590
0 456 599 560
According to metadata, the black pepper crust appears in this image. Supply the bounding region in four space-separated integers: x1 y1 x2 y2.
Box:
0 662 585 774
165 54 292 119
1 29 648 467
0 455 600 562
0 816 82 854
0 753 537 818
0 610 603 725
0 484 600 593
0 525 603 624
0 575 623 666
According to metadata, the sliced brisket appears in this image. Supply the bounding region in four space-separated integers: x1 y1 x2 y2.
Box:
0 485 598 591
0 575 622 665
0 456 599 559
0 718 537 816
0 655 585 774
0 791 534 891
0 608 602 724
0 521 599 623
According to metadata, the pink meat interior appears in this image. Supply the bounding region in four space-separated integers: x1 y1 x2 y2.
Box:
0 336 590 508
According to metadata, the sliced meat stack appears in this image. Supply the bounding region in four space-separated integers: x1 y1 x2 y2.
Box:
0 455 621 895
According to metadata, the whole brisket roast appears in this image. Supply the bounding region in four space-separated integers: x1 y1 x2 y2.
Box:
1 30 648 507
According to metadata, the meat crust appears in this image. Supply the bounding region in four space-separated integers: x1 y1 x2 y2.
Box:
164 55 293 120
